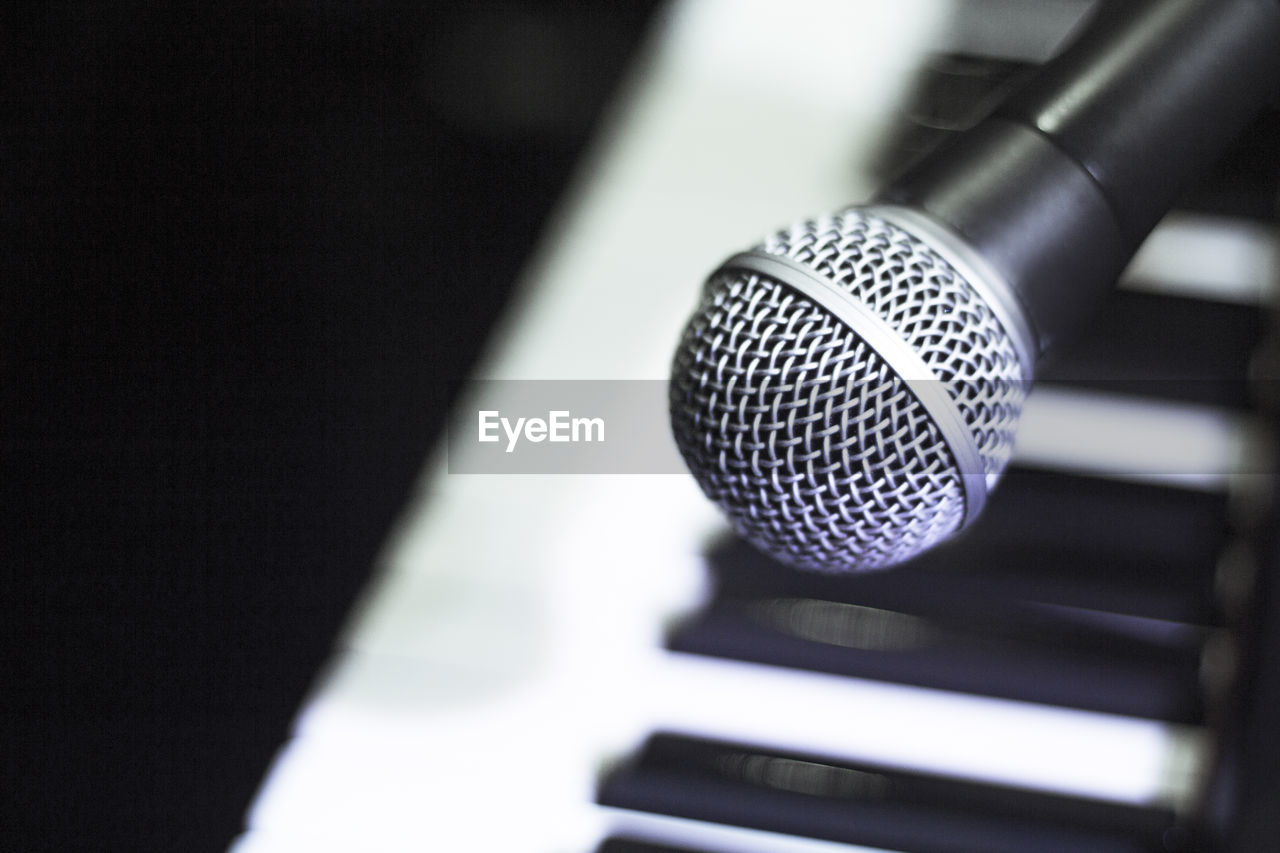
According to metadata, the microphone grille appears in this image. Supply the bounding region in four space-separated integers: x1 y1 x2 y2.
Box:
670 208 1028 571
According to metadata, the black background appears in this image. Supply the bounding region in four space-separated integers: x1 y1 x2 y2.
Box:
3 2 657 848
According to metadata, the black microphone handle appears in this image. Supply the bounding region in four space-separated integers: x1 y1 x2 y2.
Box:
878 0 1280 356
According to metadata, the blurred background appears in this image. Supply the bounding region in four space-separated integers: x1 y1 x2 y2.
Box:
4 2 659 848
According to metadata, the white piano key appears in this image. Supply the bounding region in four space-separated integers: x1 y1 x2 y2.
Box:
232 816 895 853
1122 212 1280 305
1015 386 1273 491
632 653 1203 807
600 809 900 853
242 642 1204 852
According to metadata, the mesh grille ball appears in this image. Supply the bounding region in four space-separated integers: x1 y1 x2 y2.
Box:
669 208 1027 571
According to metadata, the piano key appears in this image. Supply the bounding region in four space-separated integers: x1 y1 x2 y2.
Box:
665 399 1247 717
1037 290 1265 409
945 468 1237 624
668 592 1208 721
697 467 1231 625
599 825 893 853
951 468 1230 582
1175 110 1280 223
598 733 1188 853
1119 212 1280 306
289 646 1202 804
601 815 906 853
1014 387 1271 492
232 811 896 853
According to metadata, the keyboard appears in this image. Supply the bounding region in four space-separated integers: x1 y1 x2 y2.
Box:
232 1 1280 850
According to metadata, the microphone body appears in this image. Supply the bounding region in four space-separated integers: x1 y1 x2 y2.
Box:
669 0 1280 572
883 0 1280 355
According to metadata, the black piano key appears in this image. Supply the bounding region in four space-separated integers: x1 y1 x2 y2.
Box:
1179 109 1280 223
952 469 1230 577
674 467 1231 719
922 469 1232 625
669 589 1206 721
703 469 1229 626
1038 289 1265 410
598 734 1190 853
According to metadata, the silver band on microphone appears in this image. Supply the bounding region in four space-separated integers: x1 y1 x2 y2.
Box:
716 249 989 528
869 204 1036 382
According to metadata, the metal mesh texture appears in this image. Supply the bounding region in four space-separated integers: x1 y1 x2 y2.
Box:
669 208 1027 571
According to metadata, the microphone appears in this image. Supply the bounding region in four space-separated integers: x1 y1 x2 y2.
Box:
668 0 1280 572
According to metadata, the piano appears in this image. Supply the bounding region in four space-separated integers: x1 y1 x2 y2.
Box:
232 1 1280 850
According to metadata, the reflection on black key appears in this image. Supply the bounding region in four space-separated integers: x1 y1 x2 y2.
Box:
598 734 1191 853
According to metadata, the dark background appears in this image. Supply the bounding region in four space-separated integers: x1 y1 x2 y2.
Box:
2 2 658 848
